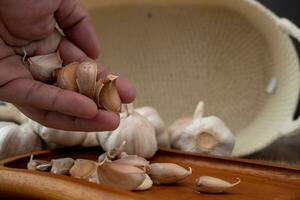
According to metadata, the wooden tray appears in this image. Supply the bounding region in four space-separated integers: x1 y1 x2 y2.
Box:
0 147 300 200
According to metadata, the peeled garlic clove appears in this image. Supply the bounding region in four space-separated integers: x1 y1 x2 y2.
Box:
76 61 97 98
98 75 121 112
28 52 62 82
54 62 79 91
50 158 74 175
94 80 104 108
196 176 241 193
174 116 235 156
168 117 193 147
98 104 158 159
97 161 152 191
135 106 168 148
149 163 192 185
114 152 150 171
27 155 51 171
69 159 98 183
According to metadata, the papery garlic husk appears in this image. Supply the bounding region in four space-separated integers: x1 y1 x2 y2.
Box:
0 122 43 160
148 163 192 185
97 160 152 191
94 80 104 108
196 176 241 193
173 116 235 156
50 158 75 175
29 120 87 146
114 152 150 172
76 61 97 98
97 104 158 159
97 75 121 112
28 52 62 82
168 117 193 148
69 159 98 183
98 141 127 162
27 155 51 171
54 62 79 91
0 102 28 124
135 106 168 148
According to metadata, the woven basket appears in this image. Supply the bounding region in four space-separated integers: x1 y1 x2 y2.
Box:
83 0 300 157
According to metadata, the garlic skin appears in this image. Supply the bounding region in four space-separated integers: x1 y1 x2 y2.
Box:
28 52 62 82
54 62 79 91
168 117 193 147
114 152 150 172
135 106 169 148
173 116 235 156
0 102 28 124
50 158 75 175
149 163 192 185
27 155 51 171
29 120 87 147
69 159 98 183
97 104 158 159
0 122 42 160
196 176 241 193
76 61 97 98
97 161 152 191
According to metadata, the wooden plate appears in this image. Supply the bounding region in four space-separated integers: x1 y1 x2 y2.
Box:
0 147 300 200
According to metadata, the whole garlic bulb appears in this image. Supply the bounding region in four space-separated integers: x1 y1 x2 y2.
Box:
0 102 28 124
98 104 158 158
135 106 169 148
170 102 235 156
0 122 42 159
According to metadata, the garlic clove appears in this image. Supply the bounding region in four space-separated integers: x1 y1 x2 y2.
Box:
50 158 74 175
196 176 241 193
135 174 153 191
69 159 98 183
76 61 97 98
149 163 192 185
98 141 127 162
54 62 79 91
114 152 150 172
28 52 62 82
27 155 51 171
98 75 121 112
97 161 150 191
94 80 104 108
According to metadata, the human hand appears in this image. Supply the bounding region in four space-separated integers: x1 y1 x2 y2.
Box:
0 0 135 131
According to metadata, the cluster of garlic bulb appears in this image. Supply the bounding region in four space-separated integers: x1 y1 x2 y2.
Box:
27 53 121 112
0 103 42 160
27 144 192 191
168 102 235 156
97 104 158 158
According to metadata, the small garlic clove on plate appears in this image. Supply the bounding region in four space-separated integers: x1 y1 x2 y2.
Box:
28 52 62 82
27 155 51 171
149 163 192 185
76 61 97 98
69 159 98 183
98 75 121 112
196 176 241 194
54 62 79 91
97 161 152 191
50 158 75 175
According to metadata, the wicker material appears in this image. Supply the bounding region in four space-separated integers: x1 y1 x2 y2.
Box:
84 0 300 156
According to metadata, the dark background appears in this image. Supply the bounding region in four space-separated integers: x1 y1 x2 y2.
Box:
246 0 300 164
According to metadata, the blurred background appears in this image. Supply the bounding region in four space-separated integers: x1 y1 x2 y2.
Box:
245 0 300 165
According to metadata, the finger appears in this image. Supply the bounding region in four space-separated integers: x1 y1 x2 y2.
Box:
0 78 98 119
55 0 99 59
17 105 120 131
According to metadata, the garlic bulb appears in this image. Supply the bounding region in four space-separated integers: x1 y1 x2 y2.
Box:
0 122 42 159
29 120 88 147
0 102 28 124
170 102 235 156
196 176 241 193
148 163 192 185
97 104 158 158
28 52 62 82
135 106 169 148
97 160 153 191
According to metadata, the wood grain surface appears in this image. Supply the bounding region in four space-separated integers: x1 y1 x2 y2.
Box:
0 147 299 200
